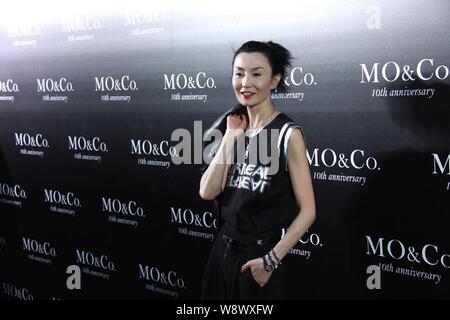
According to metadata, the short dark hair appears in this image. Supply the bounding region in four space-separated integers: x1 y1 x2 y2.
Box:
232 40 293 92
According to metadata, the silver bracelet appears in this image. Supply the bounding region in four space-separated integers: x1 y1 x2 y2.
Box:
270 249 281 266
262 254 274 272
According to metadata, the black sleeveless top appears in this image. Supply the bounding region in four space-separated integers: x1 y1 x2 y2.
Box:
217 113 304 236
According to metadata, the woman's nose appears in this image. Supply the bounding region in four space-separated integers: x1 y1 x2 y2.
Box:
242 75 251 87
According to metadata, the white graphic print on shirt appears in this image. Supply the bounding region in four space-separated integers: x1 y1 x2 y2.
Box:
226 163 272 194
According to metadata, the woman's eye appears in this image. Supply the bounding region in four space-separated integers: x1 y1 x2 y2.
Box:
254 73 261 77
235 73 242 76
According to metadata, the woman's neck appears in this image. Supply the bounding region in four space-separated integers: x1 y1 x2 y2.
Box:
246 100 278 129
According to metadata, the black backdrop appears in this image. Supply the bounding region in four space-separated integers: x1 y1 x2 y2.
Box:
0 0 449 299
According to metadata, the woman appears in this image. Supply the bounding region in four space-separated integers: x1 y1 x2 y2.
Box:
199 40 316 299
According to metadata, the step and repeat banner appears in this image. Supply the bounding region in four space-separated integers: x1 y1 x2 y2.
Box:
0 0 449 299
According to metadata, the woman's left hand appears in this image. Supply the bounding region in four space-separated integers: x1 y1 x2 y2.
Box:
241 258 272 287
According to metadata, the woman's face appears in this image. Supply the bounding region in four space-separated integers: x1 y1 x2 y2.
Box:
232 52 281 107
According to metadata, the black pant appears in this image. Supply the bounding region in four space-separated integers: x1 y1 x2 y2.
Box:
201 228 283 300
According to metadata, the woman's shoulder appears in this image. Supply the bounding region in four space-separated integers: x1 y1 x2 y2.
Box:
273 112 302 131
275 113 306 171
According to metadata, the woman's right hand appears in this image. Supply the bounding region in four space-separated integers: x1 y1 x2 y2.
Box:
226 114 248 133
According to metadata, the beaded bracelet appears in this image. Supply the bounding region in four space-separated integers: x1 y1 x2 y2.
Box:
267 252 277 269
270 249 281 266
262 249 281 272
262 254 274 272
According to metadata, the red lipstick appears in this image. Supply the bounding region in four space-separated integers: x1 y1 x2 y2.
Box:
242 92 255 99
